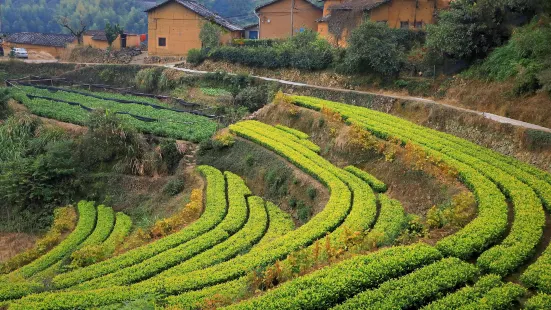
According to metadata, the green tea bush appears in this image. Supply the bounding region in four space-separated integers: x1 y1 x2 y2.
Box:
186 48 206 66
135 68 162 92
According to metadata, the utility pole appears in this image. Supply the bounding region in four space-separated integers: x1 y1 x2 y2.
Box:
290 0 295 37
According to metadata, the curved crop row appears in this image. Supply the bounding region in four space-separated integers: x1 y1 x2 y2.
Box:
275 124 310 139
344 166 387 193
0 207 76 275
331 257 479 310
150 195 267 280
163 201 297 309
52 165 227 289
0 201 96 301
224 244 441 310
79 205 115 247
293 96 547 271
99 212 133 258
73 171 249 290
370 194 407 247
422 274 503 310
455 282 526 310
11 123 356 308
526 294 551 310
11 87 217 142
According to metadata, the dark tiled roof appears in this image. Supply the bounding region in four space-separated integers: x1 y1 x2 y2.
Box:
5 32 76 47
145 0 243 31
84 30 138 41
329 0 391 11
256 0 323 11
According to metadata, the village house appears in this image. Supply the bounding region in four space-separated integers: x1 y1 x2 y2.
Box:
255 0 323 39
145 0 243 56
3 32 77 58
318 0 450 46
83 30 142 50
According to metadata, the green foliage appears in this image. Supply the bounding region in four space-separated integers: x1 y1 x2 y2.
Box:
200 22 222 50
344 166 387 192
135 68 162 93
186 48 206 66
207 30 334 71
0 88 12 120
306 186 317 200
105 22 123 47
338 21 406 76
426 0 543 61
160 139 182 173
235 86 269 112
163 178 185 196
526 294 551 310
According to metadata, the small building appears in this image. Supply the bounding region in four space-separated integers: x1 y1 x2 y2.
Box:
3 32 77 58
255 0 323 39
83 30 141 50
243 24 260 40
318 0 450 46
145 0 243 56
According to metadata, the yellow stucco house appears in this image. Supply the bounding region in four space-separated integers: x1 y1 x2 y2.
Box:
318 0 451 46
83 30 141 50
145 0 243 56
254 0 323 39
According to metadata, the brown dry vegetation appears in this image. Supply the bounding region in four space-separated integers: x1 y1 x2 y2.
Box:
0 233 37 263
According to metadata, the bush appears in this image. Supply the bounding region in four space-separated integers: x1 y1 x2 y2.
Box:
135 68 162 92
0 88 12 120
200 22 222 50
160 139 183 173
186 48 206 66
235 86 269 112
163 178 185 196
338 21 405 76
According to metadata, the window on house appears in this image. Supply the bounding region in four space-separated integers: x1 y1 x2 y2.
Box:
415 21 423 29
158 37 166 47
400 21 409 29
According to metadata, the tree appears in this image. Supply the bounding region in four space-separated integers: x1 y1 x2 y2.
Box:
57 15 87 44
338 21 405 76
199 22 222 50
105 22 123 47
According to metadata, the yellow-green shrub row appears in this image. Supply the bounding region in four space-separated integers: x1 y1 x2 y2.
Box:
275 124 310 140
80 205 115 247
371 194 408 247
73 171 249 290
422 274 503 310
455 282 526 310
51 165 226 289
10 122 356 309
234 121 377 247
99 212 132 258
0 207 76 275
331 257 479 310
525 294 551 310
15 201 96 279
148 195 267 279
344 166 387 193
164 202 296 309
224 244 441 310
521 250 551 293
0 201 96 301
293 96 546 273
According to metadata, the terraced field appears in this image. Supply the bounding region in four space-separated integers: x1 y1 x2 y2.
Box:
2 94 551 309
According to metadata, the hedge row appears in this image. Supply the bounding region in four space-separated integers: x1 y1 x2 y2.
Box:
525 294 551 310
78 205 115 248
522 249 551 293
0 201 96 301
74 171 250 290
151 195 267 279
332 257 479 310
371 194 408 247
457 282 526 310
316 96 546 275
292 96 509 260
0 206 76 274
226 244 441 310
11 121 356 308
100 212 132 258
345 166 387 193
275 124 310 140
52 165 227 289
422 274 503 310
233 121 377 247
164 202 296 309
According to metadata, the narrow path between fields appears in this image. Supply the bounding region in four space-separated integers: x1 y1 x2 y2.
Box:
165 65 551 134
